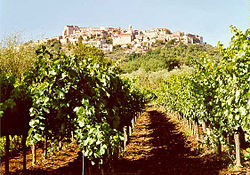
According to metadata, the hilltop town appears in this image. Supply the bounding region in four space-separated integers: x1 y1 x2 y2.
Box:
38 25 203 53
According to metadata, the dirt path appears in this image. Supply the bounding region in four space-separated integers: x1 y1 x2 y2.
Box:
0 142 82 175
113 107 225 175
2 107 245 175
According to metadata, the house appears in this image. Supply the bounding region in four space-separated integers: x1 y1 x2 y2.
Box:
112 34 133 45
40 25 204 53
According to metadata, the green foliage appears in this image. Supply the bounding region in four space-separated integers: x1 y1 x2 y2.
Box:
0 136 23 157
103 36 113 44
44 38 63 56
24 44 145 164
0 73 16 118
72 42 105 63
0 34 34 157
0 70 32 135
78 36 83 43
0 34 36 78
244 148 250 162
120 43 219 73
123 66 192 90
155 26 250 164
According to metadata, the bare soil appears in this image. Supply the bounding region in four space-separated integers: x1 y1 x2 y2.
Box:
1 107 249 175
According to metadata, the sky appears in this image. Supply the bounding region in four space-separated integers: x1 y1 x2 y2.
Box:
0 0 249 46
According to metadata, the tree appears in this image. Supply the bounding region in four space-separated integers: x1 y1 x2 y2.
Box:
0 34 36 78
78 36 83 43
105 37 113 44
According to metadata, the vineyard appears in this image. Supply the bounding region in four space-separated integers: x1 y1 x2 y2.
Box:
0 26 249 174
155 26 250 169
0 43 146 174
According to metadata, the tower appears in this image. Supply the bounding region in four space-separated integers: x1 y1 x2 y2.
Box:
129 25 133 33
62 25 74 38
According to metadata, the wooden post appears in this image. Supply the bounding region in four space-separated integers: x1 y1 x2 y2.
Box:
59 136 62 149
234 131 241 167
177 113 181 121
227 134 230 145
201 121 207 141
44 135 47 159
123 126 128 150
129 126 132 136
189 120 192 134
190 120 193 132
22 135 27 171
187 119 190 130
132 118 135 129
216 139 221 155
185 117 188 127
71 131 74 142
101 168 104 175
88 166 91 175
191 120 195 135
5 135 10 174
195 121 200 141
179 114 182 121
31 143 36 165
59 141 62 149
82 149 85 175
202 121 206 133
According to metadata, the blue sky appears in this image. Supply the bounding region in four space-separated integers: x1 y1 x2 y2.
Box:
0 0 249 46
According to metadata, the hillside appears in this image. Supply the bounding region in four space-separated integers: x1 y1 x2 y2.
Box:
119 42 220 73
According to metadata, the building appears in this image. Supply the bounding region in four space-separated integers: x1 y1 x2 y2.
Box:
113 34 133 45
38 25 204 53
